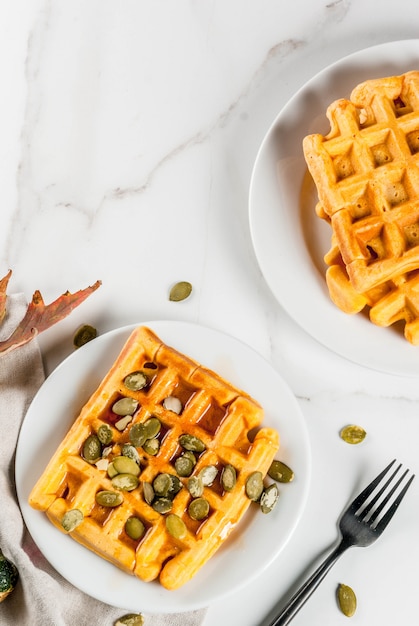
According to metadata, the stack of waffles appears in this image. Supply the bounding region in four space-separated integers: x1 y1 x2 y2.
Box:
29 326 279 590
303 71 419 344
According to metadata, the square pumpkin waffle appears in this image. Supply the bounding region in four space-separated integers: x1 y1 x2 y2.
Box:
29 326 279 590
303 71 419 343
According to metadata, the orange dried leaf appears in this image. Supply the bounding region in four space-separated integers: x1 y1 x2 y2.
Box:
0 269 12 323
0 280 101 355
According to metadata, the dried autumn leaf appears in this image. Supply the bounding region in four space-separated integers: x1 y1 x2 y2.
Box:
0 270 12 323
0 279 101 356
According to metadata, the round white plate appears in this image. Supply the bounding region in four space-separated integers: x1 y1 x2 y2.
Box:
16 321 311 613
249 39 419 377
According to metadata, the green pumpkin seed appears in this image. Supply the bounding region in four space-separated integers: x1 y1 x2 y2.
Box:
163 396 183 414
123 371 148 391
340 424 366 445
82 434 102 463
130 423 148 447
95 490 123 507
175 455 194 477
337 583 357 617
153 473 172 497
188 497 210 521
61 509 84 532
112 456 141 476
169 281 192 302
187 475 204 498
268 460 294 483
115 613 144 626
152 497 173 514
143 437 160 455
199 465 218 486
260 483 279 514
165 513 187 538
245 471 264 501
221 464 236 492
73 324 97 348
122 444 141 464
112 473 139 491
142 481 155 505
107 461 118 478
97 423 113 445
179 434 206 453
112 397 139 416
125 517 145 541
143 417 161 439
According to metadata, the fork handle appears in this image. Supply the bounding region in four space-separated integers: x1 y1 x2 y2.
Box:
268 540 349 626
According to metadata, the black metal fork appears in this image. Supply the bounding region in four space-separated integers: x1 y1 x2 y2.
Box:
269 459 415 625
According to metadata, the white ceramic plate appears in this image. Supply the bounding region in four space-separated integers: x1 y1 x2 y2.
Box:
249 39 419 377
16 321 310 613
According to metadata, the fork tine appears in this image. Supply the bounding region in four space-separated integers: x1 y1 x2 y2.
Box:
350 459 397 513
373 472 415 533
367 467 408 525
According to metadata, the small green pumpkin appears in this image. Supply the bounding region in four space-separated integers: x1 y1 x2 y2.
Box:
0 549 19 602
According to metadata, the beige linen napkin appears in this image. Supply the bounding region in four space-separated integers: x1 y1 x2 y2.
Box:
0 294 207 626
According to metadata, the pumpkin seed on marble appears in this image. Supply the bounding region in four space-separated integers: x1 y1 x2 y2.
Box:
114 614 144 626
125 517 145 541
112 473 139 491
187 475 204 498
245 471 264 501
112 397 138 416
260 483 279 514
169 281 192 302
188 497 210 521
199 465 218 486
221 464 236 492
97 423 113 445
61 509 84 532
268 460 294 483
337 583 357 617
73 324 97 348
82 434 102 463
340 424 367 445
123 371 148 391
166 513 187 539
95 490 123 507
179 434 206 453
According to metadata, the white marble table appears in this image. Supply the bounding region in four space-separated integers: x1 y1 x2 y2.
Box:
2 2 419 624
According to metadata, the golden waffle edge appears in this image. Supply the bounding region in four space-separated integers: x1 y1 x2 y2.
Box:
29 326 280 590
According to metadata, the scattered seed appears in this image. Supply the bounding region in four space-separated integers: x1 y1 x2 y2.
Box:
169 281 192 302
114 614 144 626
268 460 294 483
337 583 357 617
340 424 367 445
73 324 97 348
260 483 279 514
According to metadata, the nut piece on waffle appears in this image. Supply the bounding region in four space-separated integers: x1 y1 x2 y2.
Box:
303 71 419 344
29 326 279 590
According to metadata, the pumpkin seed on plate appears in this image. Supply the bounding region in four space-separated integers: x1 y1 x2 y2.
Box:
260 483 279 514
337 583 357 617
169 281 192 302
340 424 367 445
61 509 84 532
165 513 187 539
125 516 145 541
245 471 264 501
123 371 148 391
188 497 210 521
268 460 294 483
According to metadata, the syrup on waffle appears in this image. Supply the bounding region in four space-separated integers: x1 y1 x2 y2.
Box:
29 326 280 590
303 71 419 343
